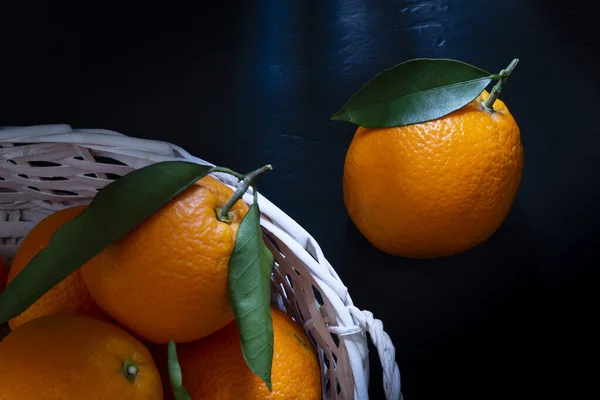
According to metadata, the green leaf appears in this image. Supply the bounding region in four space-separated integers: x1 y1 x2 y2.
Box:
228 190 275 391
0 161 213 323
331 58 494 128
168 340 192 400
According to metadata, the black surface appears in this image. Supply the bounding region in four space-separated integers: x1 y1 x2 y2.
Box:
1 1 599 399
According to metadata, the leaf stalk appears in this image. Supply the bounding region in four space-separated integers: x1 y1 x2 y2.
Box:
483 58 519 111
217 165 272 222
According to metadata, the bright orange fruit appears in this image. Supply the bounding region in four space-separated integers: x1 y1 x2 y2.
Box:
0 313 162 399
157 307 321 400
7 205 104 330
343 90 523 258
82 176 248 344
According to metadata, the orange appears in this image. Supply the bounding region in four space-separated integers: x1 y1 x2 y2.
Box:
157 307 321 400
0 313 162 399
343 90 523 258
7 205 104 330
82 175 249 344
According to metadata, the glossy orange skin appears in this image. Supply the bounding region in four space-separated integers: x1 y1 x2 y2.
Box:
0 313 162 400
157 308 321 400
7 205 104 330
343 91 523 258
82 176 248 344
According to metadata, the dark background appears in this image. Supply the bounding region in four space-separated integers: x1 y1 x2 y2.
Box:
1 1 599 399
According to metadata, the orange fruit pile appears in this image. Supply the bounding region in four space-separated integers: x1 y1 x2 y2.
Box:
344 90 523 258
0 175 321 399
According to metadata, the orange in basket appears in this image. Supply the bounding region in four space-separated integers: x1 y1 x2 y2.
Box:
0 313 162 399
157 307 321 400
7 205 104 330
82 175 249 344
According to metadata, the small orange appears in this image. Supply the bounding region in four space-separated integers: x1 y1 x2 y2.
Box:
82 175 249 344
157 307 321 400
343 90 523 258
7 205 104 330
0 313 162 399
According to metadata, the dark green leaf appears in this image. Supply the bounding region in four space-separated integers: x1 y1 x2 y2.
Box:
228 191 275 391
168 340 192 400
331 58 494 128
0 161 213 323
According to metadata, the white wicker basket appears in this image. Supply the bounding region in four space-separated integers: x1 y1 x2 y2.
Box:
0 124 402 400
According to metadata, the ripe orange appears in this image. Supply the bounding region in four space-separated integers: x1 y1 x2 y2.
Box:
343 90 523 258
7 205 104 330
82 175 249 344
157 307 321 400
0 313 162 399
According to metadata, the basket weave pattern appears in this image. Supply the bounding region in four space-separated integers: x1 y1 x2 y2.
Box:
0 124 402 400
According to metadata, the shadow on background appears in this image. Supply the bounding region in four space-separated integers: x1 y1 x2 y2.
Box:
340 202 549 399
